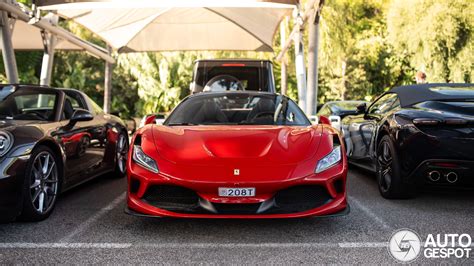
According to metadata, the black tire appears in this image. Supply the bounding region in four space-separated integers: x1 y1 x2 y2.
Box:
111 131 129 178
376 135 415 199
18 146 61 222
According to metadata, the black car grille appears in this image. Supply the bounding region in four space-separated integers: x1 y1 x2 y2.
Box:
271 186 332 213
141 185 333 215
143 185 200 211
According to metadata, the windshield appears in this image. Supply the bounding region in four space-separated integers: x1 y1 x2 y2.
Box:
0 86 58 121
193 65 270 93
165 93 310 126
203 75 244 92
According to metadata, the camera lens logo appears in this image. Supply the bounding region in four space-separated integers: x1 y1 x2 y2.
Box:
388 229 422 262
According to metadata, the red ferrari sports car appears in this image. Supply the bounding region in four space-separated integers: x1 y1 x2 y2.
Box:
126 92 348 218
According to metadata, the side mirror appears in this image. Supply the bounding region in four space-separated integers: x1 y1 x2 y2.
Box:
356 103 367 114
144 114 157 126
70 109 93 124
319 115 331 126
309 115 318 125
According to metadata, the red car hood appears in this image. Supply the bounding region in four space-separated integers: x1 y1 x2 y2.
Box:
152 125 322 164
149 125 324 183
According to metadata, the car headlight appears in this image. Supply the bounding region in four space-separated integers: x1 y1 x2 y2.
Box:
315 145 342 173
0 131 13 157
132 145 159 173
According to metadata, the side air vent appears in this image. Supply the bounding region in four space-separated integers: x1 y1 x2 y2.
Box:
333 178 345 194
134 134 142 146
332 134 341 146
129 178 140 194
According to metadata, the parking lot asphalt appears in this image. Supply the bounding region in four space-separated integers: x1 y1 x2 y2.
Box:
0 168 473 264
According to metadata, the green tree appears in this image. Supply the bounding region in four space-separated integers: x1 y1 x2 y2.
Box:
387 0 473 82
317 0 414 103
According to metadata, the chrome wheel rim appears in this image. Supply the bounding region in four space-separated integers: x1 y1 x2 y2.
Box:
116 134 128 174
377 141 392 193
30 151 58 214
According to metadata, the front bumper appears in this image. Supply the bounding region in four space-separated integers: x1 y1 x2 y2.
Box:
0 155 30 221
125 203 351 218
127 164 348 219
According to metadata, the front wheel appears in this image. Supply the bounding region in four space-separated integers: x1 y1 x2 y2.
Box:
376 135 415 199
19 146 61 221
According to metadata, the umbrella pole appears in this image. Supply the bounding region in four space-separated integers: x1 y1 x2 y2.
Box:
306 3 322 116
294 23 307 110
0 9 18 83
40 13 58 86
103 45 113 114
280 17 288 95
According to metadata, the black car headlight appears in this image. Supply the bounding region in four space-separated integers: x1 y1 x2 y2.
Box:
0 131 13 157
132 145 159 173
315 146 342 173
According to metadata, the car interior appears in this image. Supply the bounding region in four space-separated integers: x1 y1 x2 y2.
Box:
61 92 88 120
0 92 57 121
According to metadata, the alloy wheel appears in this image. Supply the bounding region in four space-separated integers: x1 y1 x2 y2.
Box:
116 134 128 174
29 151 59 214
377 141 393 193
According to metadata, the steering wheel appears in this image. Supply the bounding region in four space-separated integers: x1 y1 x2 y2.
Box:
203 75 244 92
26 111 48 120
248 112 275 123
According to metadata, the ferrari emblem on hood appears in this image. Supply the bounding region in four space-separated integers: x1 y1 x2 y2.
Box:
234 169 240 176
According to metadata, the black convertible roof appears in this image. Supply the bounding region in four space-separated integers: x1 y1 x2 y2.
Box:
390 83 473 107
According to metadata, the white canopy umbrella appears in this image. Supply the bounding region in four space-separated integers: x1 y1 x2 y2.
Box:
0 2 113 56
37 0 297 52
12 20 81 50
0 0 115 84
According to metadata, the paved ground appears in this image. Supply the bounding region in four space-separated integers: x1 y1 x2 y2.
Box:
0 168 473 264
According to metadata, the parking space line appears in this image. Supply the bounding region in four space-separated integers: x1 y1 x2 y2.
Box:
139 243 340 248
338 242 388 248
58 192 126 243
1 242 472 249
0 243 132 249
348 196 393 231
0 242 376 249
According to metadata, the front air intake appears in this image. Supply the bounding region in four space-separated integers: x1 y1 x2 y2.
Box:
272 186 332 213
143 185 200 211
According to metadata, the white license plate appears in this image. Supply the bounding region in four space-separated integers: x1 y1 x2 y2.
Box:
218 187 255 197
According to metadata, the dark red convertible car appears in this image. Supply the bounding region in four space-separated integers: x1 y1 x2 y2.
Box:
127 91 348 218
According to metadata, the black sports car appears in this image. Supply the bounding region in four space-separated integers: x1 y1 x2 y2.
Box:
0 85 129 222
342 83 474 199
